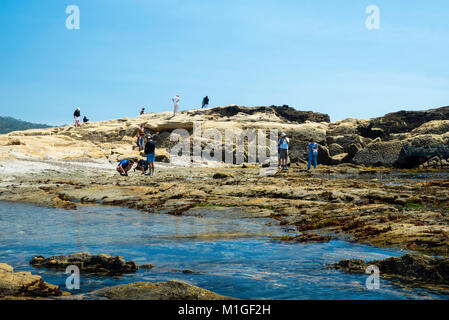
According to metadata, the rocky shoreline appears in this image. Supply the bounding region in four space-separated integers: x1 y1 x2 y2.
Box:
1 105 449 299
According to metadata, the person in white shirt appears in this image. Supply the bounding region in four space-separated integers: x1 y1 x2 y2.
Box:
172 95 180 116
278 132 290 170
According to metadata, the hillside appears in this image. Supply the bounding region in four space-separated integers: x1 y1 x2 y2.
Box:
0 116 52 134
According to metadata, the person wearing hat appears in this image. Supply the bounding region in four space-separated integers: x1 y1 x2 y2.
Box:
73 107 81 127
144 135 156 176
278 132 290 170
307 138 319 170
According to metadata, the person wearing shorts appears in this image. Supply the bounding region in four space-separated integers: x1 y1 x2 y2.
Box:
278 132 290 170
73 107 81 127
172 95 180 116
144 135 156 176
137 125 145 151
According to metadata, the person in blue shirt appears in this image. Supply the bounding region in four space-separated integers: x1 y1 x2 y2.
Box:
117 159 135 176
307 138 319 170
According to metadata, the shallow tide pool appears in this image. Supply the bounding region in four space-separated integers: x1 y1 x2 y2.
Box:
0 201 447 300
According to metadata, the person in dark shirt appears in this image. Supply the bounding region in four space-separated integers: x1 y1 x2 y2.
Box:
140 108 145 116
73 107 81 127
202 96 209 108
144 135 156 176
83 116 89 123
134 159 149 175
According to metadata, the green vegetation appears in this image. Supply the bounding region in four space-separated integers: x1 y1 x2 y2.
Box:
404 202 425 210
0 116 52 134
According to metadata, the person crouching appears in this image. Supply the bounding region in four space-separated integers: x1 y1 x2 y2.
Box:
117 159 135 176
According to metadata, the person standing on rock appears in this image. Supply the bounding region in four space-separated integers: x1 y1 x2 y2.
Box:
83 116 89 123
278 132 290 170
73 107 81 127
172 95 180 116
144 135 156 176
202 96 209 109
137 125 145 151
117 159 135 176
307 138 319 170
140 108 145 116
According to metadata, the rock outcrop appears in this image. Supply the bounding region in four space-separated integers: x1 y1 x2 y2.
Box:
1 104 448 168
89 280 234 300
30 252 138 274
0 263 64 298
331 254 449 286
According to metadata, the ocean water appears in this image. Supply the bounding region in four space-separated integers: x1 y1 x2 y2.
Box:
0 201 447 300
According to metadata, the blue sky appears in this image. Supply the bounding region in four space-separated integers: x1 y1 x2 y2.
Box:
0 0 448 125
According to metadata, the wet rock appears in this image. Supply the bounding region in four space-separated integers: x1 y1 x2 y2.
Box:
280 233 331 243
213 172 234 179
330 254 449 285
139 264 154 270
30 252 138 274
91 280 235 300
352 140 403 167
0 263 64 298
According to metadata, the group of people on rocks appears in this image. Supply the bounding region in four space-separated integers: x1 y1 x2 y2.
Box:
73 99 320 177
278 133 319 171
116 133 156 176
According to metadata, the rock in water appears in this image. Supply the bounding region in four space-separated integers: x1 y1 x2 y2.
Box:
330 254 449 286
30 252 138 274
91 280 235 300
0 263 63 298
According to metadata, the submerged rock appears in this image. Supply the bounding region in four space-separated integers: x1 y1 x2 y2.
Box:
330 254 449 286
0 263 64 298
30 252 138 274
90 280 235 300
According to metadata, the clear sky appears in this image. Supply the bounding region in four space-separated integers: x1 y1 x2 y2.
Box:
0 0 448 125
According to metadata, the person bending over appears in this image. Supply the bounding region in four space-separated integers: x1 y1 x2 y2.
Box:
117 159 135 176
134 159 149 175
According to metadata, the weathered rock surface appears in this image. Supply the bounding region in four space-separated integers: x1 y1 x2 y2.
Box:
0 263 64 298
352 141 403 167
30 252 138 274
90 280 234 300
331 254 449 286
1 104 449 168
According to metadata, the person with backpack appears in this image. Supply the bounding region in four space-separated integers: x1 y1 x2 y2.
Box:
307 138 319 170
202 96 209 108
73 107 81 127
137 125 145 151
278 132 290 170
144 135 156 176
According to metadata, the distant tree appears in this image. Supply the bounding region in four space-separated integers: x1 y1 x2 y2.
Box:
0 116 52 134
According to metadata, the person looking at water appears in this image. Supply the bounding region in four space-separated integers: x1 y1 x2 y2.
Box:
117 159 135 176
172 95 180 116
137 125 145 151
144 135 156 176
278 132 289 170
73 107 81 127
134 159 149 175
307 138 319 170
202 96 209 108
